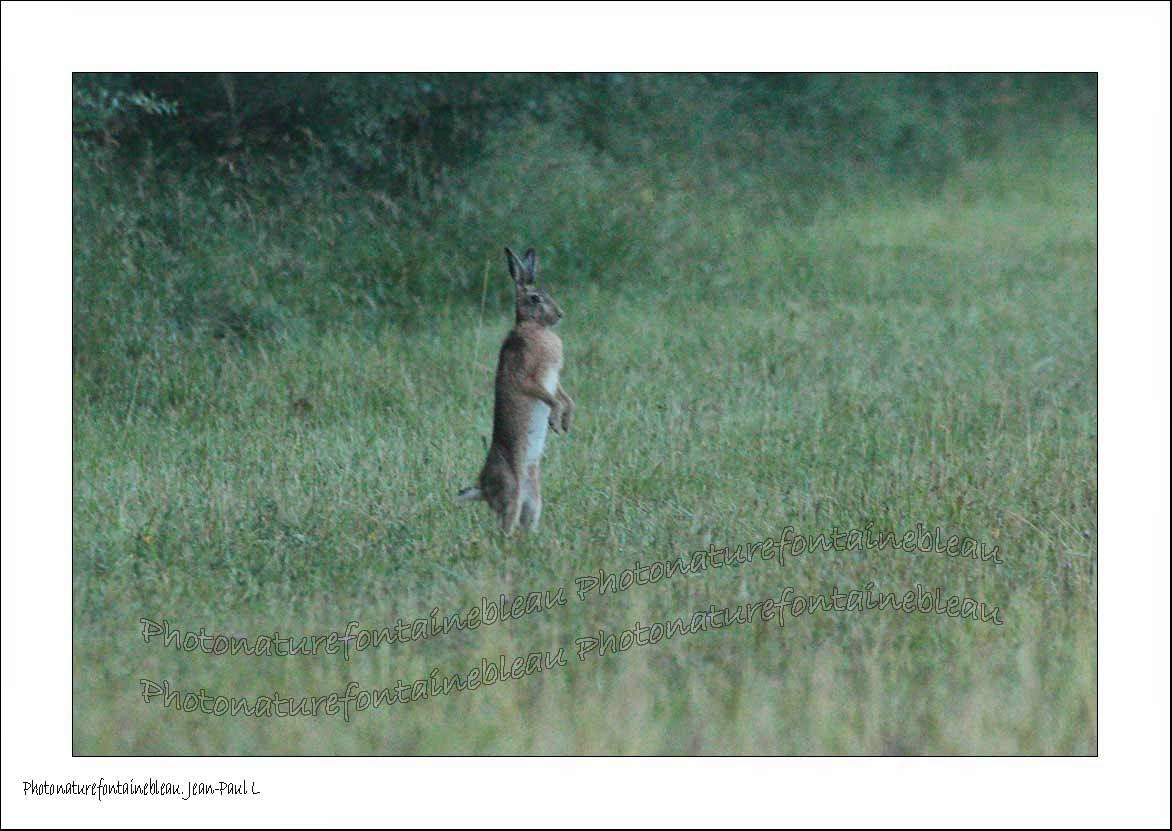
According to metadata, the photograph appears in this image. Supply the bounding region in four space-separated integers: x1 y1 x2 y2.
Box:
69 70 1098 756
2 2 1169 828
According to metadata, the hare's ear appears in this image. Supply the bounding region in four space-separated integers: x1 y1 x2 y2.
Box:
505 246 536 286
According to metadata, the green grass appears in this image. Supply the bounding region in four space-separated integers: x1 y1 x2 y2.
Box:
72 126 1096 754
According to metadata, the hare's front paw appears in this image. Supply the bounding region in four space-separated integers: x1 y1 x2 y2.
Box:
559 402 574 433
548 406 564 434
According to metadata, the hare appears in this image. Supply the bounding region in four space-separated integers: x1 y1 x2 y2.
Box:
457 247 574 534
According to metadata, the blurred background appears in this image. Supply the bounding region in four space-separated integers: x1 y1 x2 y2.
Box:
72 72 1095 403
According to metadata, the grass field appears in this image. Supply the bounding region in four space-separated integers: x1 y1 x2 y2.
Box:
72 120 1096 755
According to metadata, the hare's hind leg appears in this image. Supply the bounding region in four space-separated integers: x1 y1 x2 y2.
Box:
518 463 542 533
500 490 523 535
483 465 522 535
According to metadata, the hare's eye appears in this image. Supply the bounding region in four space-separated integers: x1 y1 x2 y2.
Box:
528 294 541 304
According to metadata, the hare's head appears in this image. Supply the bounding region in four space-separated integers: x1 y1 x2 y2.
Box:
506 247 563 327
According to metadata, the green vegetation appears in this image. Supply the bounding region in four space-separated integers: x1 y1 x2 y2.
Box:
73 73 1096 754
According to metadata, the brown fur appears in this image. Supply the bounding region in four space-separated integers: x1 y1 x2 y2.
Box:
457 247 574 534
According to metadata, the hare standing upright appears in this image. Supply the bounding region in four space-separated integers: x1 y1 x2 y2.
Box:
457 247 574 534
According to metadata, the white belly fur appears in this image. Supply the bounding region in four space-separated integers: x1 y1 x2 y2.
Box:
524 366 560 467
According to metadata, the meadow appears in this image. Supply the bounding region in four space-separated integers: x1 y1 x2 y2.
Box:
72 75 1096 754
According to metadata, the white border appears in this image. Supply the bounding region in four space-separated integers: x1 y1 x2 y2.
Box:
3 1 1169 828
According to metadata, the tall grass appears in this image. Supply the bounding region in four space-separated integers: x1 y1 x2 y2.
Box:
72 78 1095 754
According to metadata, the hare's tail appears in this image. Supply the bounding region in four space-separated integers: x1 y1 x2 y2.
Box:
456 486 483 504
